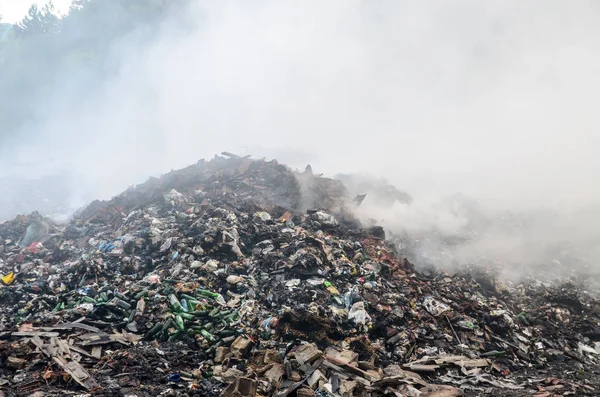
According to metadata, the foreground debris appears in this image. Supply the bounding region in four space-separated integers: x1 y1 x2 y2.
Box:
0 155 599 397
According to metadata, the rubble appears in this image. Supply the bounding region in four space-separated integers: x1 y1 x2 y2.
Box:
0 154 598 396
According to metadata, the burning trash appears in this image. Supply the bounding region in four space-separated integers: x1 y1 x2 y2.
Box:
0 155 598 396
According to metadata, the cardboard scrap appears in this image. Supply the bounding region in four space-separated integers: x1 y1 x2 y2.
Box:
30 336 99 390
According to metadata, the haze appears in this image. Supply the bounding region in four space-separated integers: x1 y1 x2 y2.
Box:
1 1 599 279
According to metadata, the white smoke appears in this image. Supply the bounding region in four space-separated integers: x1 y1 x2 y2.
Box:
2 0 600 279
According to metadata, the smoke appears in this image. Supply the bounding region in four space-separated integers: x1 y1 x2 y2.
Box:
353 192 600 282
2 0 600 280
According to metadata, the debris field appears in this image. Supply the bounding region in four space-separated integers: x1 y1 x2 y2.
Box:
0 154 598 397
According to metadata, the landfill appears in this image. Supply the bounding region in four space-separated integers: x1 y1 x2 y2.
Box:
0 154 598 397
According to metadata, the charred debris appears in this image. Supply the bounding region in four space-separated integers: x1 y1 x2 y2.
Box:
0 154 598 397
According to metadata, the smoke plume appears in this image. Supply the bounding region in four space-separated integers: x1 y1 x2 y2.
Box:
2 0 600 280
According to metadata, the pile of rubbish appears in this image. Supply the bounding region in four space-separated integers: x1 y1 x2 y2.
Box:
0 154 598 397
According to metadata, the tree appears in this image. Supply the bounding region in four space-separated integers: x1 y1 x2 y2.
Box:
17 3 61 37
0 0 190 143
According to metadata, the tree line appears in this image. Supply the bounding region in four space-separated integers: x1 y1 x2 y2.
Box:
0 0 187 143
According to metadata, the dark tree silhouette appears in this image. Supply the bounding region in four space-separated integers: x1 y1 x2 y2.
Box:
0 0 189 142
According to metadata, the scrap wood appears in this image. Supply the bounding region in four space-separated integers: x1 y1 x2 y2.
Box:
91 346 102 359
323 354 381 381
320 359 372 387
275 357 325 397
12 331 60 338
455 359 490 368
76 330 142 346
40 322 102 333
420 384 464 397
52 355 98 390
53 336 71 356
407 355 490 369
432 355 472 364
29 336 98 390
372 374 428 388
403 364 440 372
68 344 96 359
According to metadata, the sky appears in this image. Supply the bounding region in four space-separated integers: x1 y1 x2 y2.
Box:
0 0 72 23
3 0 600 211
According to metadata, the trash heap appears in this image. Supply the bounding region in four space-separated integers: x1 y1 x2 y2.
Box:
0 155 599 397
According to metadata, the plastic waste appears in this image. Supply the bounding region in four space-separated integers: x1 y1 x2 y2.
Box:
422 296 451 317
578 342 600 355
19 219 50 248
348 301 370 325
146 274 161 284
227 275 244 285
1 271 15 285
312 211 339 227
324 280 340 295
0 155 597 396
285 279 301 288
164 189 185 204
261 317 279 330
253 212 271 221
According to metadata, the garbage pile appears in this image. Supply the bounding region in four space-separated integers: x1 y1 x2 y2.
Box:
0 155 599 397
